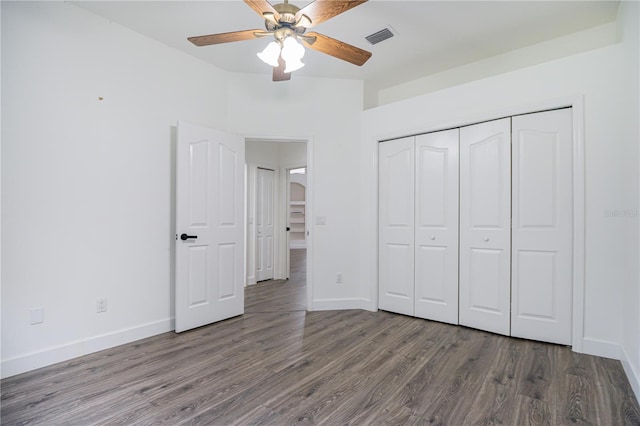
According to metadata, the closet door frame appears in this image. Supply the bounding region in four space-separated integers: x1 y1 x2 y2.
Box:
374 96 585 352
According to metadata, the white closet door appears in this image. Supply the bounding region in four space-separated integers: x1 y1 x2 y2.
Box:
379 137 415 316
511 109 573 345
256 167 275 282
414 129 459 324
459 118 511 336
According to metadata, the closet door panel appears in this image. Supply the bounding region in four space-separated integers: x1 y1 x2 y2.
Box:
511 108 573 345
378 137 415 316
414 129 459 324
459 118 511 336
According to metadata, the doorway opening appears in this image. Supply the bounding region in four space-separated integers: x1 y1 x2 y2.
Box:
286 166 307 279
245 138 311 311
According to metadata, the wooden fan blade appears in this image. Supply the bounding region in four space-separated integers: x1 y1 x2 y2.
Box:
273 56 291 81
295 0 367 28
302 32 371 66
188 29 264 46
244 0 280 22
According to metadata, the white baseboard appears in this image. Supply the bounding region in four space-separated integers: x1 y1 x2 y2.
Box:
1 318 174 379
581 337 621 360
311 298 375 312
621 346 640 405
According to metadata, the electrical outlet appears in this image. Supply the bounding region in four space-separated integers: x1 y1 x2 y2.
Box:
96 298 108 313
336 273 343 284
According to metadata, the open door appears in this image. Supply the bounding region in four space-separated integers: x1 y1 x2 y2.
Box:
175 121 244 333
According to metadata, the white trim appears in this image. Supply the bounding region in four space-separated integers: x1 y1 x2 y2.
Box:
245 163 257 286
582 337 621 360
311 298 374 311
281 167 291 277
306 137 314 311
372 95 586 352
1 318 173 379
621 346 640 404
570 97 586 353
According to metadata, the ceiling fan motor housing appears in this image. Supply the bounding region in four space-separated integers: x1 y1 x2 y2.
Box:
273 2 299 16
265 2 307 35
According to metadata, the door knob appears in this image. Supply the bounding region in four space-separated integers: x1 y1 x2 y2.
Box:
430 235 436 240
180 233 198 241
483 237 490 242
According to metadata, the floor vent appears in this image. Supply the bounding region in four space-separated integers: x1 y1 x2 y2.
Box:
365 27 395 45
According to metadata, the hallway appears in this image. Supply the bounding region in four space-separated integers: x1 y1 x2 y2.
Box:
245 249 306 313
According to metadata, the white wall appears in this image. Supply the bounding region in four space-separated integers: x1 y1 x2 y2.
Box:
228 74 366 309
1 1 366 377
361 6 639 369
374 22 618 108
1 2 230 377
618 0 640 403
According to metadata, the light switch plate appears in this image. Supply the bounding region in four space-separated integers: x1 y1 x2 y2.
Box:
30 307 44 325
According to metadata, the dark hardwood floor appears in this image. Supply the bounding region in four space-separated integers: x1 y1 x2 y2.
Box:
245 249 306 315
2 248 639 425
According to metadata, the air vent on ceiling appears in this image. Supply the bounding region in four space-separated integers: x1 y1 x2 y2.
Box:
365 27 395 45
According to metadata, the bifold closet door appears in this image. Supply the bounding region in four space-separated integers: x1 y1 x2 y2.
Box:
459 118 511 336
414 129 459 324
379 137 415 316
511 108 573 345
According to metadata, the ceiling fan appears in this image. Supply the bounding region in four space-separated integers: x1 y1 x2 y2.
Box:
188 0 372 81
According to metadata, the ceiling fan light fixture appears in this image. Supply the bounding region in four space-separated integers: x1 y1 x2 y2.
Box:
281 36 305 61
281 37 305 73
284 57 305 73
257 41 281 67
188 0 373 81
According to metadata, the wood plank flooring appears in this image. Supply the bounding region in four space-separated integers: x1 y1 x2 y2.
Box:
2 248 639 425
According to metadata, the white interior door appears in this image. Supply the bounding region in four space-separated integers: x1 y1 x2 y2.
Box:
378 137 415 316
175 121 244 333
459 118 511 336
414 129 459 324
511 109 573 345
256 167 275 282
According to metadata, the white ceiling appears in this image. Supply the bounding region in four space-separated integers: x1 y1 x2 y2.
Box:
74 0 620 91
